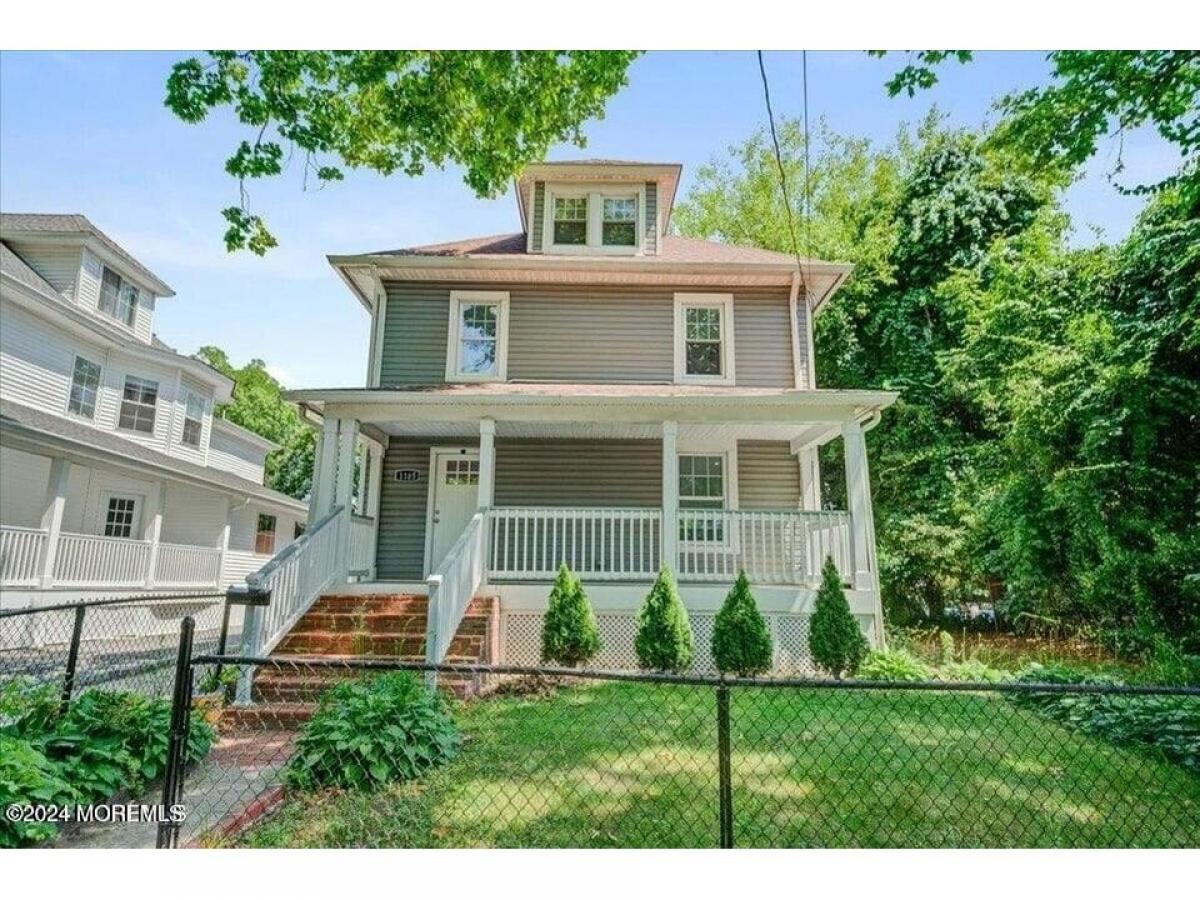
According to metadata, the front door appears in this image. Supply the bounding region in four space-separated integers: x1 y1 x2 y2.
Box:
427 451 480 573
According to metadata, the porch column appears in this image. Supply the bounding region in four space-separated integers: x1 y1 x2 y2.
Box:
798 447 822 511
478 419 496 509
354 440 370 514
312 416 340 519
365 442 384 521
334 419 358 511
216 503 232 589
842 420 878 594
661 421 678 573
37 457 71 589
143 485 166 588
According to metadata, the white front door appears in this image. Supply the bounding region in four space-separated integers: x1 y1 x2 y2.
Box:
427 451 480 573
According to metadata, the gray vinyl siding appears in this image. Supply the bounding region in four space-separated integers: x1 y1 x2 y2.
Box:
644 182 657 255
507 286 674 382
377 281 799 388
737 441 801 509
495 439 662 506
733 291 796 387
530 182 545 253
378 284 450 385
375 440 434 580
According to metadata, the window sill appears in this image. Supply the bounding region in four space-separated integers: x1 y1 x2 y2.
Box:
445 373 506 384
544 243 642 256
675 375 737 387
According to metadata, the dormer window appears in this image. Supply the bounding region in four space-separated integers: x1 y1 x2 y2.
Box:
552 196 587 246
99 266 138 327
543 184 644 254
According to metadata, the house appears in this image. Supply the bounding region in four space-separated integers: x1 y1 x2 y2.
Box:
239 159 896 680
0 213 307 607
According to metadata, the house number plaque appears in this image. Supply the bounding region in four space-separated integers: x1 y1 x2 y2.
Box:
396 468 422 482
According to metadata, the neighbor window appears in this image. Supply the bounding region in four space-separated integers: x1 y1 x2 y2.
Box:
104 496 138 538
445 291 509 381
674 294 735 385
181 391 204 447
118 375 158 433
552 196 588 245
679 454 727 542
67 355 101 419
99 266 138 327
255 514 277 555
602 196 637 246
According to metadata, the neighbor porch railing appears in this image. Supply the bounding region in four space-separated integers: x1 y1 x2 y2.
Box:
0 526 48 586
154 543 223 588
53 532 151 587
676 509 852 585
425 507 488 672
489 507 662 581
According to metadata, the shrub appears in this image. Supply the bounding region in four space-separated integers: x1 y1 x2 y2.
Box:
0 677 60 736
0 734 78 848
858 648 933 682
541 563 601 667
712 571 773 677
286 672 460 790
940 658 1012 683
635 566 695 672
938 630 955 665
808 557 869 678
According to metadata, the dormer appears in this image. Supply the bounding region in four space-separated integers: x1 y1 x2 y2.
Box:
0 213 174 344
516 161 681 257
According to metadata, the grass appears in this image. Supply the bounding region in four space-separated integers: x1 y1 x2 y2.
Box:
238 679 1200 848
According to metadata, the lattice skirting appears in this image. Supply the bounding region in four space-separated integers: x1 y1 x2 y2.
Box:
500 609 817 676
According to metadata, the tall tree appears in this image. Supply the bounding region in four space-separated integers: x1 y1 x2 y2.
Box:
195 347 313 500
164 51 640 253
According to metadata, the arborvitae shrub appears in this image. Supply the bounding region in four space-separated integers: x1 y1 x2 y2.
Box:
808 556 869 677
711 571 773 677
541 563 601 667
635 566 695 672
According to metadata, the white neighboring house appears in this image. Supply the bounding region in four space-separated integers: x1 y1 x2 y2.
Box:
0 213 307 607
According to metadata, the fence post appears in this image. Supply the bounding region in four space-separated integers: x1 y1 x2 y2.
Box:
157 616 195 849
716 682 734 848
235 603 263 705
58 605 86 714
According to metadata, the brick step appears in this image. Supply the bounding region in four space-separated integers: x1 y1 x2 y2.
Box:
293 611 428 633
306 593 428 615
221 702 315 731
275 629 492 658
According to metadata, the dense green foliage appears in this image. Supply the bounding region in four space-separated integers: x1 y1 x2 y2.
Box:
540 563 602 667
165 51 640 253
286 673 459 790
0 680 215 847
676 110 1199 651
858 648 933 682
634 566 695 672
809 558 870 677
196 346 314 500
711 572 773 677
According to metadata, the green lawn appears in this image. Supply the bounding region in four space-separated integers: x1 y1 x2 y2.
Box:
238 680 1200 848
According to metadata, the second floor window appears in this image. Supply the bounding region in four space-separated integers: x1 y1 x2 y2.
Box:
256 514 277 555
446 291 509 382
602 197 637 246
99 267 138 327
181 391 204 447
118 375 158 433
68 355 101 419
552 196 588 245
674 293 735 386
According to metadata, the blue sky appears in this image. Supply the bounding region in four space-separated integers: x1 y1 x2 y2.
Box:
0 50 1177 387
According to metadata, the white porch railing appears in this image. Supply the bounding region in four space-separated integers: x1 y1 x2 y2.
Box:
53 532 151 587
489 507 662 581
240 505 347 661
348 514 375 577
1 526 48 586
425 507 488 669
154 542 223 588
676 509 852 585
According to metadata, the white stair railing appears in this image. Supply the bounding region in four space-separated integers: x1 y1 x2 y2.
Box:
425 508 488 682
235 505 348 703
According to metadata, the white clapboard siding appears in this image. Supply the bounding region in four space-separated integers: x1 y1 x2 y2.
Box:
207 428 268 483
6 242 82 297
0 300 107 417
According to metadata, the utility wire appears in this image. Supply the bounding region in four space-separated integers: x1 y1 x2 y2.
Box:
756 50 803 272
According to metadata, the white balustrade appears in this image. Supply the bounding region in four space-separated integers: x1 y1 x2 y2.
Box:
0 526 48 586
52 532 151 587
348 515 375 577
154 542 223 588
489 507 662 580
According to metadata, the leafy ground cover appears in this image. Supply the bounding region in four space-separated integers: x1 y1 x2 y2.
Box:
238 679 1199 849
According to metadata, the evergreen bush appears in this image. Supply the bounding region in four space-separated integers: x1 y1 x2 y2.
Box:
634 566 695 672
541 563 601 667
711 571 773 676
809 556 869 677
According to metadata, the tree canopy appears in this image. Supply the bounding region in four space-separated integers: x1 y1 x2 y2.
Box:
195 346 313 500
164 51 640 253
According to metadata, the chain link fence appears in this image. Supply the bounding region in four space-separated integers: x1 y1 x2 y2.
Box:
149 621 1200 850
0 593 230 703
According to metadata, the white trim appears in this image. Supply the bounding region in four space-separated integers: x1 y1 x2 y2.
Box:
369 275 387 388
444 290 510 383
101 491 143 539
804 287 818 390
541 183 646 256
422 446 481 578
788 271 804 389
673 293 736 387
